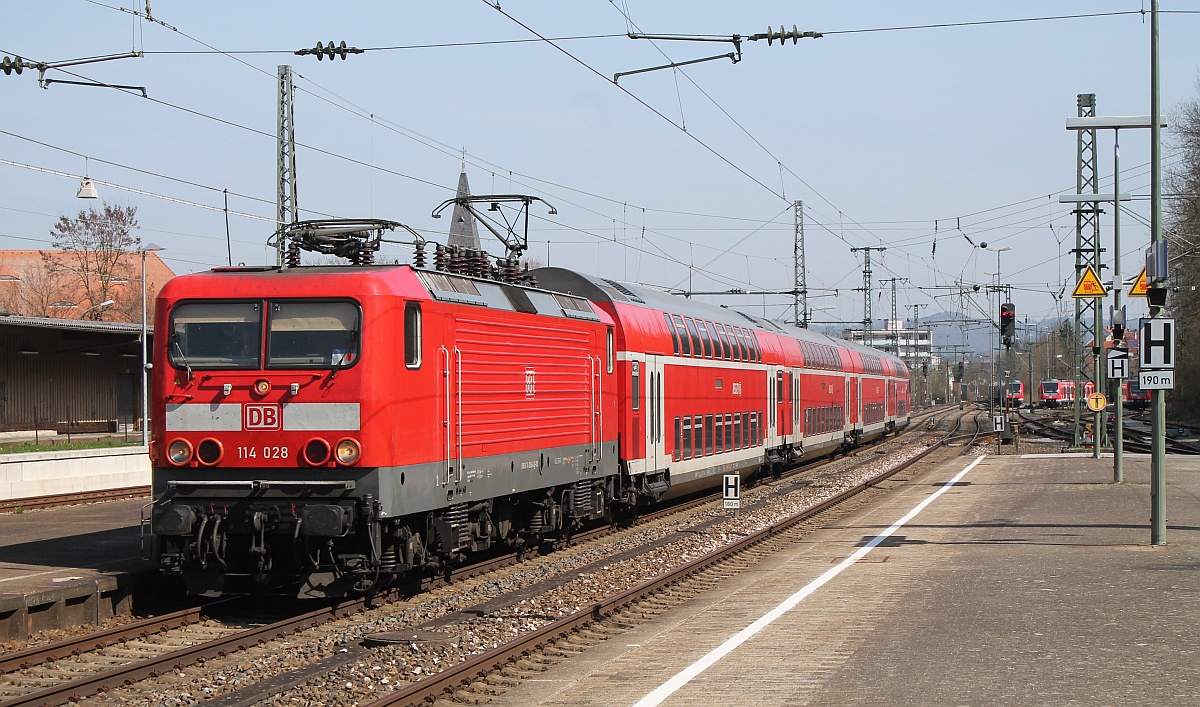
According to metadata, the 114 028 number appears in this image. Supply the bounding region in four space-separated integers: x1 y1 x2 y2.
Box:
237 446 289 459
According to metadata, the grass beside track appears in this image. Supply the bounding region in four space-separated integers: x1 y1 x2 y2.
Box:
0 439 141 455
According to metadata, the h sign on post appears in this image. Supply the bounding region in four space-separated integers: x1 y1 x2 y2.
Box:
1139 318 1175 370
1107 350 1129 380
723 474 740 510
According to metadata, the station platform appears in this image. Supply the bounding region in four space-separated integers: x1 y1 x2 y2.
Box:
491 452 1200 706
0 497 153 640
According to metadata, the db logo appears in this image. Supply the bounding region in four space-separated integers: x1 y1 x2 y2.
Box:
244 404 281 430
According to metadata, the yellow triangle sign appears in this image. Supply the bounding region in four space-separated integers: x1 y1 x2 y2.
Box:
1072 265 1108 298
1128 266 1149 297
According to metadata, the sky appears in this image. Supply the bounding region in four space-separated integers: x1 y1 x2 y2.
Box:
2 1 1198 349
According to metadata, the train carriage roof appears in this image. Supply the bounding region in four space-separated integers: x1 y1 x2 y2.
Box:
530 267 908 375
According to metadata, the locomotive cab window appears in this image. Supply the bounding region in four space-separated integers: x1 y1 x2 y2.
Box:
267 301 361 369
169 301 262 370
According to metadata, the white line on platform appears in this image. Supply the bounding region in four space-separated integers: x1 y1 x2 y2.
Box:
632 454 987 707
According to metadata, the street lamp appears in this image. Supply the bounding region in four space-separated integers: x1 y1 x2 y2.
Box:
79 299 115 319
140 243 164 447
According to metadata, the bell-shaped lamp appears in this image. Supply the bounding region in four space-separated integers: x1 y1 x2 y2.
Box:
77 177 99 199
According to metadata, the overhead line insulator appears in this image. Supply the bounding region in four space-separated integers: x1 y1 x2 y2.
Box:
748 25 823 45
295 41 365 61
1 56 29 76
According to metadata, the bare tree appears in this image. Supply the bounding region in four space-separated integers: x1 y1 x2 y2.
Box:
0 259 72 317
45 203 139 321
1165 80 1200 421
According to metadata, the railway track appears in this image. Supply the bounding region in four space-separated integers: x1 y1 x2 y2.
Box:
1016 409 1200 455
352 409 976 707
0 408 953 707
0 487 150 513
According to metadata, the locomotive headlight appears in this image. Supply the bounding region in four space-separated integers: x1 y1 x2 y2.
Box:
196 438 224 466
167 438 194 466
334 438 361 465
303 437 331 466
253 379 271 396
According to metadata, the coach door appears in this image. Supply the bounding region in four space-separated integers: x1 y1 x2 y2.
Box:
644 355 668 472
766 365 781 447
792 368 801 444
843 374 851 433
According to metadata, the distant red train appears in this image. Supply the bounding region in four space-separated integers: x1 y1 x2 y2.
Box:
1038 378 1096 408
990 381 1024 407
148 220 911 597
1123 379 1151 410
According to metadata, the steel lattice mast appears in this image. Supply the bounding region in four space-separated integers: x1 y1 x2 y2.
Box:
276 65 298 266
1071 93 1104 452
794 200 807 327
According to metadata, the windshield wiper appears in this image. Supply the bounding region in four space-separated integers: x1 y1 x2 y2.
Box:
171 333 194 381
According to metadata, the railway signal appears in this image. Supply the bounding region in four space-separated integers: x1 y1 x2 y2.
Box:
999 303 1015 348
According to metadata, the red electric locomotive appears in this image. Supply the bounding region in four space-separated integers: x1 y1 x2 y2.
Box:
148 219 911 597
149 221 620 596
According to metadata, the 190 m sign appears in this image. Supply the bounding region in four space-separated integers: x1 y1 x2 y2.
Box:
1139 370 1175 390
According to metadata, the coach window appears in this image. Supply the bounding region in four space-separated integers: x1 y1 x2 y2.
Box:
672 315 691 356
404 302 422 369
697 320 713 358
700 321 715 357
606 326 614 373
683 318 702 357
749 331 761 362
664 313 680 355
724 413 733 452
631 360 641 411
736 329 749 362
674 417 682 461
715 325 731 360
682 417 693 460
704 414 714 455
170 301 262 370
